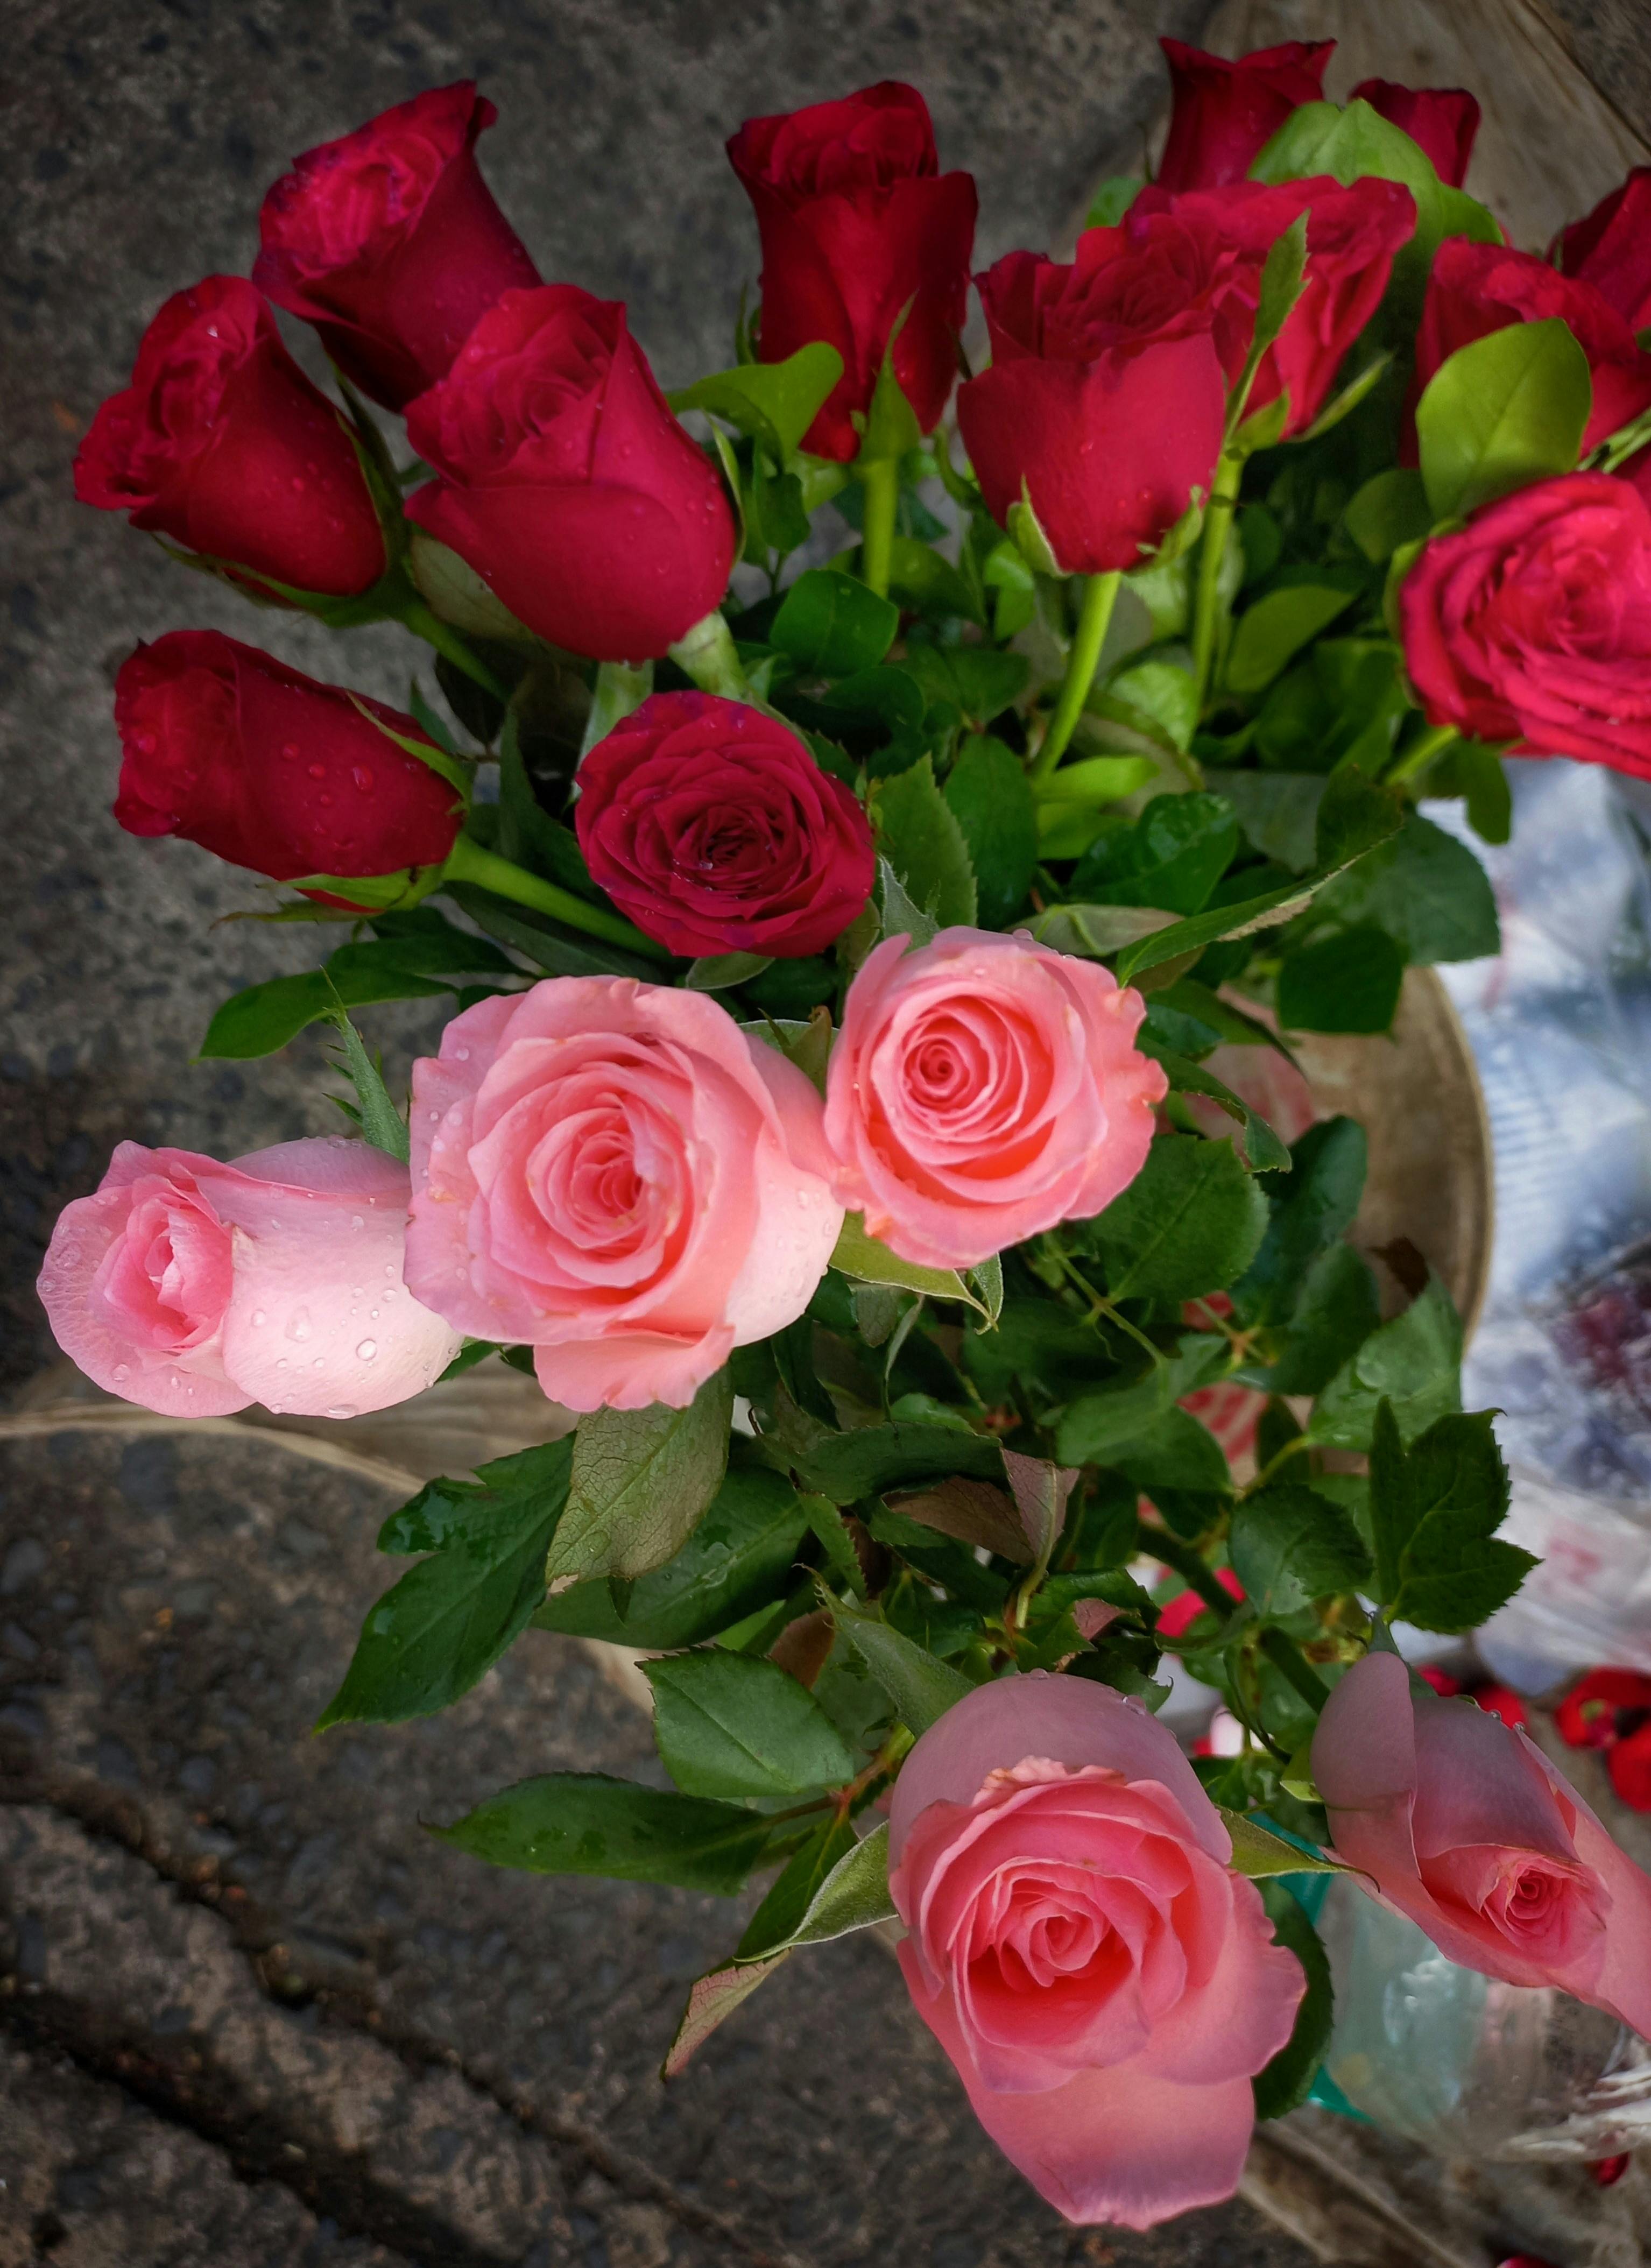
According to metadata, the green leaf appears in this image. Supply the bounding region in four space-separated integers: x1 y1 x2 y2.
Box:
831 1596 976 1734
1254 1882 1335 2120
1029 903 1179 958
1105 1405 1232 1501
944 735 1038 927
320 1440 573 1728
1229 213 1309 429
548 1369 735 1586
1229 1483 1372 1617
1255 641 1408 783
1225 585 1357 698
1427 740 1512 847
1416 319 1592 519
1052 1335 1228 1468
777 1417 1005 1504
737 1813 859 1959
1071 793 1238 916
871 754 978 930
771 566 899 676
432 1772 768 1894
442 880 659 981
1235 1118 1367 1327
856 334 924 462
1086 175 1144 226
662 1955 788 2078
1265 1242 1382 1397
1314 812 1500 966
829 1211 991 1318
1372 1403 1532 1633
645 1650 855 1800
1345 468 1433 563
1094 659 1201 755
1204 771 1324 874
668 342 845 460
1314 766 1407 871
773 1816 896 1946
1084 1135 1269 1303
322 1003 409 1163
198 931 507 1059
802 1491 869 1601
1276 925 1406 1035
884 536 984 625
1312 1275 1463 1452
532 1462 808 1649
1220 1808 1344 1877
1145 1047 1291 1175
685 951 774 992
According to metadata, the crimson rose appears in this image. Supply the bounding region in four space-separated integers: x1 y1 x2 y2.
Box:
1411 239 1651 458
1399 472 1651 779
728 82 976 464
404 285 735 662
75 276 385 597
1556 167 1651 334
575 691 874 957
1155 37 1333 193
114 630 462 881
957 238 1226 575
1126 177 1417 436
255 81 541 412
1349 77 1480 188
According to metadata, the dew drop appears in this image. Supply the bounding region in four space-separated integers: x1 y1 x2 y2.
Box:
286 1307 312 1341
308 762 327 780
112 1362 131 1382
250 1308 267 1326
352 766 375 792
356 1338 377 1360
281 742 301 762
350 1214 365 1230
327 1403 357 1419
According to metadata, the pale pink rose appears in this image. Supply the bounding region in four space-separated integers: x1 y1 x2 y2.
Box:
823 928 1167 1270
37 1138 460 1419
888 1673 1306 2229
1314 1651 1651 2033
404 976 843 1412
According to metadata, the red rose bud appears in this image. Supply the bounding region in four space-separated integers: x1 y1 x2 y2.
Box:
113 630 461 884
255 82 541 412
1155 37 1335 193
404 286 735 662
1400 474 1651 779
1556 167 1651 333
1555 1666 1651 1749
75 276 385 598
1347 79 1481 189
728 82 977 464
1412 239 1651 459
575 690 874 957
957 241 1226 574
1126 178 1417 437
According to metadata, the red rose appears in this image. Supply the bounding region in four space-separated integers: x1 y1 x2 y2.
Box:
957 239 1226 574
727 82 977 464
75 276 385 597
1155 37 1334 193
1410 239 1651 460
1610 1722 1651 1813
1127 178 1417 436
1556 1668 1651 1750
574 690 873 957
113 630 461 883
255 82 541 413
1556 167 1651 334
1399 472 1651 778
1347 78 1481 188
404 286 735 662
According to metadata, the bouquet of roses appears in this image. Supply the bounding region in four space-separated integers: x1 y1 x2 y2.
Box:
39 34 1651 2231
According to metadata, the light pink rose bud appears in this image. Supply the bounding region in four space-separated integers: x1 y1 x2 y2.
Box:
888 1673 1306 2229
1314 1651 1651 2033
37 1138 461 1419
404 976 843 1413
824 928 1167 1271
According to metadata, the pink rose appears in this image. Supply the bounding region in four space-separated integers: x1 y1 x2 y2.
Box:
889 1673 1307 2229
36 1138 460 1419
404 977 842 1412
823 928 1166 1271
1314 1651 1651 2033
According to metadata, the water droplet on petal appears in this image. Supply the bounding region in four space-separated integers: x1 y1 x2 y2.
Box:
327 1403 357 1419
356 1338 377 1360
250 1308 267 1325
286 1308 312 1342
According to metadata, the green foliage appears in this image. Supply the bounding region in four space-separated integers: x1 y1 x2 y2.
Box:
1314 813 1500 966
1276 924 1406 1035
322 1002 409 1162
668 342 844 460
832 1596 978 1733
548 1369 735 1586
1081 1135 1269 1302
199 925 514 1058
1225 585 1356 697
433 1772 770 1893
1236 1118 1367 1327
1254 1883 1335 2120
771 567 899 675
871 754 978 930
1229 1484 1372 1618
1416 320 1592 519
1369 1402 1532 1631
1071 794 1239 915
1313 1275 1463 1450
943 735 1038 926
645 1651 855 1799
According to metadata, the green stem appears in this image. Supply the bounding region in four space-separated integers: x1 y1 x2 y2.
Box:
579 660 654 760
1134 1521 1234 1617
858 455 900 599
1386 720 1458 788
667 609 750 702
1241 1431 1314 1497
441 834 671 961
1259 1626 1331 1711
398 596 511 704
1191 453 1243 710
1031 571 1123 785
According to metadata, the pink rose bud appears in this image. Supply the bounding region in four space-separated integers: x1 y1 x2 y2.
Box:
405 977 843 1412
888 1673 1307 2229
823 928 1166 1272
1313 1651 1651 2034
574 691 874 958
1155 37 1335 193
74 276 386 598
1398 472 1651 781
1347 79 1481 189
404 285 736 663
37 1139 461 1419
113 630 463 886
255 81 541 412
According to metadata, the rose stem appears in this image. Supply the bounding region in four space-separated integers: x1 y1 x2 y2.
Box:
1133 1520 1235 1617
1190 451 1244 710
667 609 752 702
858 454 901 598
1385 720 1459 788
397 595 512 704
1258 1626 1331 1711
1030 569 1123 785
440 834 672 960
